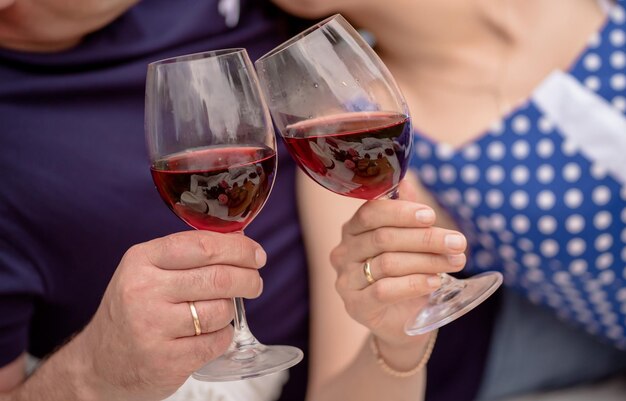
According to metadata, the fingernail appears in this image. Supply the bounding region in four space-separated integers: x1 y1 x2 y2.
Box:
427 275 441 288
415 209 435 224
255 249 267 267
444 234 465 251
447 253 466 267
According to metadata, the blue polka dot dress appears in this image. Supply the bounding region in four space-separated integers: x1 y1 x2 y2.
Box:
411 3 626 349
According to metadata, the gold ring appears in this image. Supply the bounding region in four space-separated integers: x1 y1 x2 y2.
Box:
363 258 375 285
188 301 201 336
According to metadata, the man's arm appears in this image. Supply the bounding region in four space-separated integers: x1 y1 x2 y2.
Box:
0 354 25 394
0 343 101 401
0 231 267 401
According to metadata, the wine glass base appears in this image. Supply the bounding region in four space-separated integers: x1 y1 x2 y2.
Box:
192 345 304 382
405 271 503 336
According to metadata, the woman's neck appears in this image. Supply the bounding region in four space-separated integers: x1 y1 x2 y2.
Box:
347 0 604 85
346 0 521 86
342 0 606 145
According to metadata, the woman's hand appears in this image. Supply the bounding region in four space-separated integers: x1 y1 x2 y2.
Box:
70 230 266 401
330 179 467 348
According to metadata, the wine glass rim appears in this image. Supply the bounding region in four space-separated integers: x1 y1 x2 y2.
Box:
148 48 247 67
255 14 346 64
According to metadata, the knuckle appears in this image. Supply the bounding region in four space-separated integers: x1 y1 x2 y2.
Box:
408 275 425 294
124 243 143 262
118 276 148 305
181 269 207 293
218 299 235 319
372 227 393 248
163 233 183 254
122 244 154 273
371 282 388 303
207 300 233 329
355 205 375 230
334 274 348 294
395 204 410 221
421 228 434 248
428 253 441 270
154 234 187 263
213 326 234 351
197 235 219 259
231 236 248 260
329 246 346 272
209 266 233 293
378 253 394 277
199 327 233 361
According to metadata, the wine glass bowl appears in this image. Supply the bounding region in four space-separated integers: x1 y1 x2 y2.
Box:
280 111 411 200
145 48 303 381
255 15 503 336
255 15 412 200
150 146 276 233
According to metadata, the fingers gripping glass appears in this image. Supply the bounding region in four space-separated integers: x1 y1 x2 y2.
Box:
145 49 303 381
255 16 503 335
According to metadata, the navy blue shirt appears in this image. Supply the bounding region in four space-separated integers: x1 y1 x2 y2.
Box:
0 1 309 399
0 2 500 400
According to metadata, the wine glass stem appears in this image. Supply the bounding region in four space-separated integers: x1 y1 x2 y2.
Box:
228 230 262 359
431 273 466 304
232 297 257 347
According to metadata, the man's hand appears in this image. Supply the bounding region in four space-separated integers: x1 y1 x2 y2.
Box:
1 230 266 401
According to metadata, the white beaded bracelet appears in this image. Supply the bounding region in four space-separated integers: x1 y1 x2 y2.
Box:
369 330 438 378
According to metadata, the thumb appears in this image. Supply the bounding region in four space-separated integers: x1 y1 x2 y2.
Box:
398 169 420 202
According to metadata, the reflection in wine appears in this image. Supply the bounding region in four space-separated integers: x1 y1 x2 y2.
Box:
283 111 411 199
151 145 276 233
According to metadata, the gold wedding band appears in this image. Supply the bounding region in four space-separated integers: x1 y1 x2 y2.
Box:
188 301 201 336
363 258 376 285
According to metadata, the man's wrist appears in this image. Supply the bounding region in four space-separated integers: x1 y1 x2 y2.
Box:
61 333 103 401
9 332 110 401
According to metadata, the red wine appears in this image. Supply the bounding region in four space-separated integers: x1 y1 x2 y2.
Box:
151 146 276 233
283 111 412 199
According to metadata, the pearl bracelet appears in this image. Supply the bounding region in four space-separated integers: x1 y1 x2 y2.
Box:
369 330 438 378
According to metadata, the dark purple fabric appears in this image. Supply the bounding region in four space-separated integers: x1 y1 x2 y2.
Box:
425 288 500 401
0 1 309 399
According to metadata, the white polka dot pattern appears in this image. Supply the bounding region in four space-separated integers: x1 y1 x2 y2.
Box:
584 53 602 71
511 165 530 185
614 95 626 111
585 75 602 91
512 140 530 159
612 51 626 69
411 6 626 348
536 164 554 184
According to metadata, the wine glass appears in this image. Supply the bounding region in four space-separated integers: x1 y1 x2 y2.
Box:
145 48 303 381
255 15 503 336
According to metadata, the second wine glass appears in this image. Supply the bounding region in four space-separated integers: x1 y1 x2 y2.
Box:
255 15 503 336
145 48 303 381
